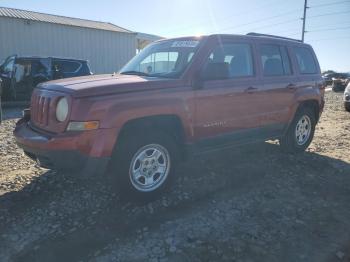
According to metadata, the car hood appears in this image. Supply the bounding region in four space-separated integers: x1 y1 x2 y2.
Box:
38 74 184 98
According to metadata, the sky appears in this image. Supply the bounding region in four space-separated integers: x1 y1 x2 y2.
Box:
0 0 349 72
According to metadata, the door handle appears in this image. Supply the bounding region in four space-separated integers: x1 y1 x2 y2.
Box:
244 86 258 93
286 83 297 90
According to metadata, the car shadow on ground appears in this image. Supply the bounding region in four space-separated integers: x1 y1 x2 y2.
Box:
1 142 350 262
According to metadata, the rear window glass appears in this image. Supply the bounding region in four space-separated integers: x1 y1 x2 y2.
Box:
53 60 81 73
293 47 317 74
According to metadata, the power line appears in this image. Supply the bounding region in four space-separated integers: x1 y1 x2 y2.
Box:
216 6 349 40
303 1 350 42
236 18 300 34
163 2 350 38
307 25 350 32
212 9 348 37
207 9 301 33
162 0 285 35
308 10 349 18
310 0 350 8
308 36 350 42
163 1 306 36
307 22 350 29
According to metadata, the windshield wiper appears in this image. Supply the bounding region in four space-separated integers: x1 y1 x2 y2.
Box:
120 71 177 79
120 71 150 76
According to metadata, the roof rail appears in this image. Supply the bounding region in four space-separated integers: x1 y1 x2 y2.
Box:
246 33 302 42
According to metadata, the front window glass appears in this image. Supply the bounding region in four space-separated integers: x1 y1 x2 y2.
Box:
120 39 201 78
204 43 254 78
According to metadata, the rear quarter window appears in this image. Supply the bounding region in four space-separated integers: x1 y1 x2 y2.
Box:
53 60 82 73
293 47 318 74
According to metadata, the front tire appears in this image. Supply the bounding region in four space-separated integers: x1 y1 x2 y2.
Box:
279 107 316 153
111 130 178 199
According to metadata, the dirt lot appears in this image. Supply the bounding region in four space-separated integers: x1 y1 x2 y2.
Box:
0 91 350 262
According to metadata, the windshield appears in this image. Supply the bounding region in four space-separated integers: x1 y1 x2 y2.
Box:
119 39 201 78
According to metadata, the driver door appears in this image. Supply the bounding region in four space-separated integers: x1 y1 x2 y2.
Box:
193 39 263 150
0 55 16 101
12 59 35 101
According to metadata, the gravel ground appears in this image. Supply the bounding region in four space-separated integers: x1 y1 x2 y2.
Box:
0 91 349 262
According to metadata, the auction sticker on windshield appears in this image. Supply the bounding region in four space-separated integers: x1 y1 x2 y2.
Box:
171 41 199 48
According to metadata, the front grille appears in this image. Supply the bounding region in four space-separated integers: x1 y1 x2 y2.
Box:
30 89 69 133
31 95 51 126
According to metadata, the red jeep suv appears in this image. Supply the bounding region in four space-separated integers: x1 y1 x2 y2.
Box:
14 33 325 196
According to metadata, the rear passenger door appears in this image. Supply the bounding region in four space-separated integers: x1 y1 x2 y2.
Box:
258 43 297 131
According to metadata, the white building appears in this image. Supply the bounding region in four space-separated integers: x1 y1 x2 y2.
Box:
0 7 161 74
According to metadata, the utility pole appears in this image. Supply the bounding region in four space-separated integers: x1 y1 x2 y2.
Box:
301 0 308 42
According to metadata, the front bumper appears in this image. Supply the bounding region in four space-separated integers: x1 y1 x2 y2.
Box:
14 119 111 177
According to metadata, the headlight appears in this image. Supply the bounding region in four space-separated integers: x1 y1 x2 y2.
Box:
345 92 350 101
56 97 68 122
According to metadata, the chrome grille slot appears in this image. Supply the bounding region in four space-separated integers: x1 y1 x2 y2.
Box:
43 97 51 126
30 89 68 133
38 96 45 124
32 94 39 123
31 93 51 127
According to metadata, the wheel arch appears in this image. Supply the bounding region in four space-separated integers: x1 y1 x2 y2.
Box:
113 114 188 159
297 99 320 123
284 98 320 135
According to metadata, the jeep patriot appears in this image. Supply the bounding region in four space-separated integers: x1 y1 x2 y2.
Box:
14 33 325 196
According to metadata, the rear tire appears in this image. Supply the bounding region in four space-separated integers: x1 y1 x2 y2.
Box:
110 130 178 200
279 107 316 153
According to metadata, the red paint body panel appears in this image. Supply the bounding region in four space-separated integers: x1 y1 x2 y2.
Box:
14 121 119 158
14 34 324 171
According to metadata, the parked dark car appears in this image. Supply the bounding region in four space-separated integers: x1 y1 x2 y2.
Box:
344 83 350 112
329 73 350 92
322 73 336 86
322 72 349 87
0 55 92 102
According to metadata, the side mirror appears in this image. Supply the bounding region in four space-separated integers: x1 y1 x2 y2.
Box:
201 62 230 81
